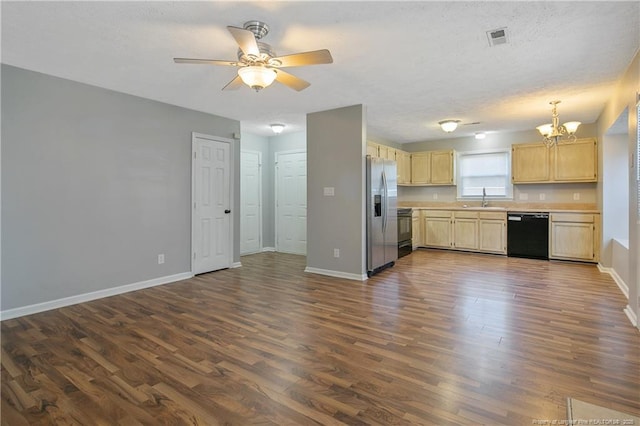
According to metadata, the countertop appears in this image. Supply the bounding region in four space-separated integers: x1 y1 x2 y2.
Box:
399 203 600 214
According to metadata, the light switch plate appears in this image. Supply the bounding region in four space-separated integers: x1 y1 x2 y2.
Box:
539 193 546 201
324 187 335 196
573 193 580 200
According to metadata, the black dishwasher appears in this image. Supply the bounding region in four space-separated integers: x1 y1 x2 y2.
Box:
507 212 549 259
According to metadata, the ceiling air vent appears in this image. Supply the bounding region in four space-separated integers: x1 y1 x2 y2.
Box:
486 27 509 46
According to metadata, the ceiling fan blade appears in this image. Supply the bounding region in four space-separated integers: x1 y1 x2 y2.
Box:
272 49 333 68
222 75 243 91
227 26 260 57
174 58 239 66
275 69 311 91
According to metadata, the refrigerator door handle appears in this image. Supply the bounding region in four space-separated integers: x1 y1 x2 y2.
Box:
381 169 388 232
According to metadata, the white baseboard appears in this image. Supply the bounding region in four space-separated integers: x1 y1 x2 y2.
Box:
624 305 638 328
231 262 242 268
304 266 366 281
598 264 636 330
261 247 276 252
0 272 193 321
598 264 629 299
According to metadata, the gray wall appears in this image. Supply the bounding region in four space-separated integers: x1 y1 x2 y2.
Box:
307 105 366 276
595 48 639 328
395 124 599 205
2 65 240 311
602 132 629 267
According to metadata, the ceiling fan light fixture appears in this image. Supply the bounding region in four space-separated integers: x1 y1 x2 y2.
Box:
439 120 460 133
270 124 285 134
238 66 277 91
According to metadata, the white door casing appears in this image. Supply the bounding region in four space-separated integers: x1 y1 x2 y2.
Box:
192 133 233 274
275 150 307 255
240 149 262 254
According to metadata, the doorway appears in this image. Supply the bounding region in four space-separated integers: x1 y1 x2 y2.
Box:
275 150 307 255
240 149 262 254
192 133 233 274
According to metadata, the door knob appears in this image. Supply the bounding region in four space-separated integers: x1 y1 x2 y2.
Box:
224 209 231 214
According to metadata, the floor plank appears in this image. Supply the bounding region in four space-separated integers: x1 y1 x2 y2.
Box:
2 250 639 424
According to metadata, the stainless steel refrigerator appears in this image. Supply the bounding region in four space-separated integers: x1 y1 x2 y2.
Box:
366 155 398 277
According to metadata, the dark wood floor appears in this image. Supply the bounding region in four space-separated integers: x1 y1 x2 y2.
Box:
2 250 639 425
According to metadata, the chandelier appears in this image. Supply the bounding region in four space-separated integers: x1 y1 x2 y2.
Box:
536 100 581 147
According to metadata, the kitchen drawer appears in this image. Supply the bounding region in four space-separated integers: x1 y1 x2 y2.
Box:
454 211 479 219
479 211 506 220
550 213 594 223
423 210 452 218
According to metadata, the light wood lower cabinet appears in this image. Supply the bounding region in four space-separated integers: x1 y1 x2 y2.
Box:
423 211 452 248
420 210 506 254
479 212 507 254
550 213 599 262
412 210 422 249
452 211 479 251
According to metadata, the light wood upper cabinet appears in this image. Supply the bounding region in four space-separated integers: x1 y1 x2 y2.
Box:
430 150 455 185
366 142 379 157
553 139 597 182
512 143 550 183
397 150 411 185
410 149 455 185
512 138 597 184
411 152 432 184
550 213 599 262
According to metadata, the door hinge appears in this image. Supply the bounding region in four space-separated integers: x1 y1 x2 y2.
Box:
193 151 197 159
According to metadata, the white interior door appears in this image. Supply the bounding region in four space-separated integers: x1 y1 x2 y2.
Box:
276 150 307 255
192 134 232 274
240 149 262 255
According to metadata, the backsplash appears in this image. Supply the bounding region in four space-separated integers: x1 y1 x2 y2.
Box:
398 182 597 206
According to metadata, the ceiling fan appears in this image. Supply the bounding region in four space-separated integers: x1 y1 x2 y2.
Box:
174 20 333 92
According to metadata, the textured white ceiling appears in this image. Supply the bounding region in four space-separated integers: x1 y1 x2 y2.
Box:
2 1 638 143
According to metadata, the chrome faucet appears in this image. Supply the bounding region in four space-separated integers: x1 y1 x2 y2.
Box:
482 187 488 207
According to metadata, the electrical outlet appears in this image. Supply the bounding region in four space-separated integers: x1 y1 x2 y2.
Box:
333 248 340 258
519 193 528 201
433 193 438 200
539 193 546 201
158 254 165 264
573 193 580 201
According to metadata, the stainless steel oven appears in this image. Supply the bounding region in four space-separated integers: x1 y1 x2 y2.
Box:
397 208 412 258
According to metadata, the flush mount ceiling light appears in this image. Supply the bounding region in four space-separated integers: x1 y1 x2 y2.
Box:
270 123 285 134
439 120 461 133
536 100 581 147
238 66 277 91
474 132 486 140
